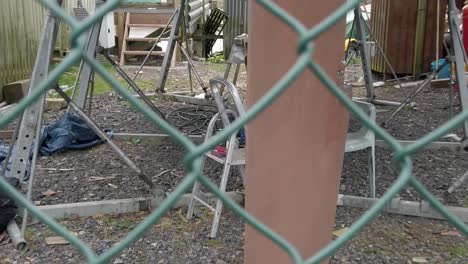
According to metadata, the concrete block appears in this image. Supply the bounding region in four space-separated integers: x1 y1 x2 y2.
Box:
45 98 67 111
2 79 30 104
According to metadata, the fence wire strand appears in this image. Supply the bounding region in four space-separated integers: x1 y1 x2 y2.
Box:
0 0 467 263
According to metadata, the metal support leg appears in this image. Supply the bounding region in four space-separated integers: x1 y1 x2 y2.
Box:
354 7 375 100
210 135 237 238
75 19 102 109
10 6 61 182
237 165 246 185
54 86 159 191
448 0 468 141
1 117 22 177
98 48 166 119
368 145 376 198
157 0 187 93
178 42 208 92
11 1 63 237
233 63 241 86
186 180 202 219
382 69 442 125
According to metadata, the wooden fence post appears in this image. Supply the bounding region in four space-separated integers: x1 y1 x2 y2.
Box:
245 0 349 263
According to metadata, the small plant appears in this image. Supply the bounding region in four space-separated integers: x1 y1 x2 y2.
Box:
447 245 468 257
207 53 225 63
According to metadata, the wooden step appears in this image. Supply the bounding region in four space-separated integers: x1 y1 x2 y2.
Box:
128 23 172 28
123 50 165 55
125 37 170 41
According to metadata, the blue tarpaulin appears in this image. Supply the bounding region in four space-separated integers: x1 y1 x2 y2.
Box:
0 113 103 180
39 113 103 156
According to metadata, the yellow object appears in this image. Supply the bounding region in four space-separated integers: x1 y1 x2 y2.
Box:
450 63 468 75
345 38 357 52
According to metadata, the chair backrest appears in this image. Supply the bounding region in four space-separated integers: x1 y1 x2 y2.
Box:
209 78 246 128
352 100 376 139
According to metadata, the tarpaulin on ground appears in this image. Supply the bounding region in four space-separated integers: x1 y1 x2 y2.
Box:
39 113 103 156
0 113 103 180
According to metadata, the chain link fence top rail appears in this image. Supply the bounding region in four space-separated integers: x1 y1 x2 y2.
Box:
0 0 467 263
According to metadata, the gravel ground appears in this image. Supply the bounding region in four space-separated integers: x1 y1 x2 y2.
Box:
1 208 466 263
345 63 463 140
0 63 467 263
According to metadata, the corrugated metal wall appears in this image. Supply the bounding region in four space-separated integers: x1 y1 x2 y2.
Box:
187 0 212 34
223 0 248 57
0 0 96 87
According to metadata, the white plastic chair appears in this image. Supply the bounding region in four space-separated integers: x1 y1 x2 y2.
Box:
345 100 376 198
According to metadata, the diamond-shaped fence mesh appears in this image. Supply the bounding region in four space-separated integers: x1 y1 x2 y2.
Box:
0 0 467 263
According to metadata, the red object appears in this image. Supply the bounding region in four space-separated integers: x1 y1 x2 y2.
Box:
463 4 468 53
211 145 227 157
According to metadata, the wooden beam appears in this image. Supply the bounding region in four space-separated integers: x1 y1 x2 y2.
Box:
117 12 126 57
245 0 347 263
119 13 131 66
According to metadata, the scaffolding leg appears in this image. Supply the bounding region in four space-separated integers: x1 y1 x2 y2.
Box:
178 42 208 92
98 48 166 119
75 19 102 109
54 85 159 191
10 6 61 183
354 7 375 100
448 0 468 141
10 1 63 236
157 0 187 93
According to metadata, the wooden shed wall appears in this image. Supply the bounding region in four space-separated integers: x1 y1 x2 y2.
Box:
370 0 447 75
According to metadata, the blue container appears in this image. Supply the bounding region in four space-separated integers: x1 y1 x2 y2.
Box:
431 59 451 79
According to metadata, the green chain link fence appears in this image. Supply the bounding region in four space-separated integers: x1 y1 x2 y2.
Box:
0 0 467 263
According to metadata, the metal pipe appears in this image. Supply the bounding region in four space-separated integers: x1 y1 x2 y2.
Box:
447 170 468 194
233 63 241 85
53 86 155 188
382 67 443 126
108 132 203 140
7 221 27 251
67 28 94 113
179 43 207 92
99 50 166 119
87 69 95 116
188 0 203 10
188 3 210 20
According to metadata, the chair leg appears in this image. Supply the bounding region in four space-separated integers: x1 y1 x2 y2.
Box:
187 114 219 219
209 136 237 238
237 165 246 185
210 161 232 238
186 180 201 220
368 145 376 198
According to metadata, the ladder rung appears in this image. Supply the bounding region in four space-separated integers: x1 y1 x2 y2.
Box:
123 50 165 55
193 196 215 211
128 23 172 28
125 37 170 41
